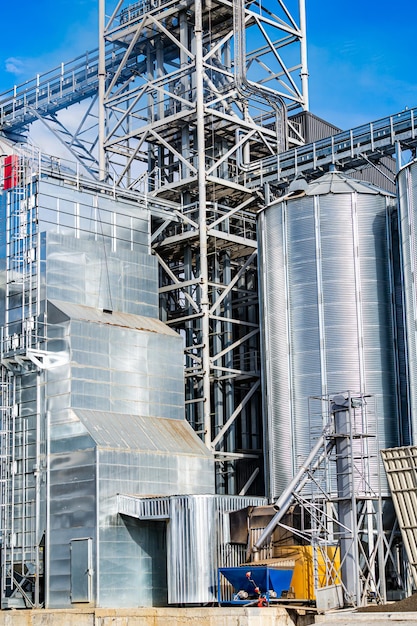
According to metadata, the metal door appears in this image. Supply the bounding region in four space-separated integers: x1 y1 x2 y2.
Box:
70 538 92 603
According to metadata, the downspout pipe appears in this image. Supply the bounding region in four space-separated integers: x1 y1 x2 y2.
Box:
252 434 335 557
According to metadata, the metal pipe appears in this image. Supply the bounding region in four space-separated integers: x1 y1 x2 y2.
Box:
35 224 43 607
253 434 334 554
299 0 309 110
34 370 41 607
95 446 100 606
98 0 106 180
45 410 51 608
233 0 287 151
195 0 211 447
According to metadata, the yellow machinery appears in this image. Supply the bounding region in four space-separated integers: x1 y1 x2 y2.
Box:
273 545 341 601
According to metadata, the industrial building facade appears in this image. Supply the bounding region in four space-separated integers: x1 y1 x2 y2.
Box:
0 0 417 613
0 163 218 607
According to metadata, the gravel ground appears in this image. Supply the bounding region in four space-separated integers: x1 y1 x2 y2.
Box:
357 594 417 612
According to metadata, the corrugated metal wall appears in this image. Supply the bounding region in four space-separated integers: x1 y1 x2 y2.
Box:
289 110 341 143
44 297 214 608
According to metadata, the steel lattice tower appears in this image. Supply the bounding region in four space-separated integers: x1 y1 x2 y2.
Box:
96 0 308 492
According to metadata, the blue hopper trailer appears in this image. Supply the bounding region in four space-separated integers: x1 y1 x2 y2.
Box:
218 566 294 606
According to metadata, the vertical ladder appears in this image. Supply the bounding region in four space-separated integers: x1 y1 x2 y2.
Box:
0 371 15 600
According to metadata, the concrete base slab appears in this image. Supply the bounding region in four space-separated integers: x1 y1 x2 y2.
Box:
0 607 315 626
315 610 417 625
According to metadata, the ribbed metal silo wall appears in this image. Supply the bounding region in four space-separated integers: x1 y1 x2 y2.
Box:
259 177 400 500
258 199 295 498
397 160 417 441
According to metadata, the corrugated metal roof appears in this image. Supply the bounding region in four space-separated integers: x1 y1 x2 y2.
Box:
48 299 178 337
73 408 212 457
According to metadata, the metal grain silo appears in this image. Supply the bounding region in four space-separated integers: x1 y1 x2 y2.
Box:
258 171 399 500
397 159 417 442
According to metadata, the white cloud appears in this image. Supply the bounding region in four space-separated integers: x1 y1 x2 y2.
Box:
5 57 26 76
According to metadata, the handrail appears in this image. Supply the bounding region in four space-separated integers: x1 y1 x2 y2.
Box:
0 44 139 131
245 106 417 186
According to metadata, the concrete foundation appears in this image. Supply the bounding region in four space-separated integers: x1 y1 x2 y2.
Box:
0 607 315 626
3 607 416 625
316 611 417 626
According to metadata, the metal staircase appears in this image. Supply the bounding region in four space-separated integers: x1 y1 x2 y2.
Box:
252 392 395 608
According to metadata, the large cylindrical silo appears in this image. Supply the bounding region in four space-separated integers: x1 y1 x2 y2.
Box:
258 171 400 500
397 159 417 441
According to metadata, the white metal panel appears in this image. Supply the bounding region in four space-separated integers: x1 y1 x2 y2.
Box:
381 446 417 586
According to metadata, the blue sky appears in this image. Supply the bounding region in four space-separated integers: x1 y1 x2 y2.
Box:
0 0 416 132
0 1 97 83
308 1 417 129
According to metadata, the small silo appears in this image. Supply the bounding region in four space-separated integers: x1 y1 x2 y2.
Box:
397 159 417 441
258 170 400 500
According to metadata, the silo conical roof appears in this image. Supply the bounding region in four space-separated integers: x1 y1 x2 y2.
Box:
304 170 394 197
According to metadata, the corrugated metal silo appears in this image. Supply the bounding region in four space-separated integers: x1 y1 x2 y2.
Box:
258 171 400 500
397 159 417 441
